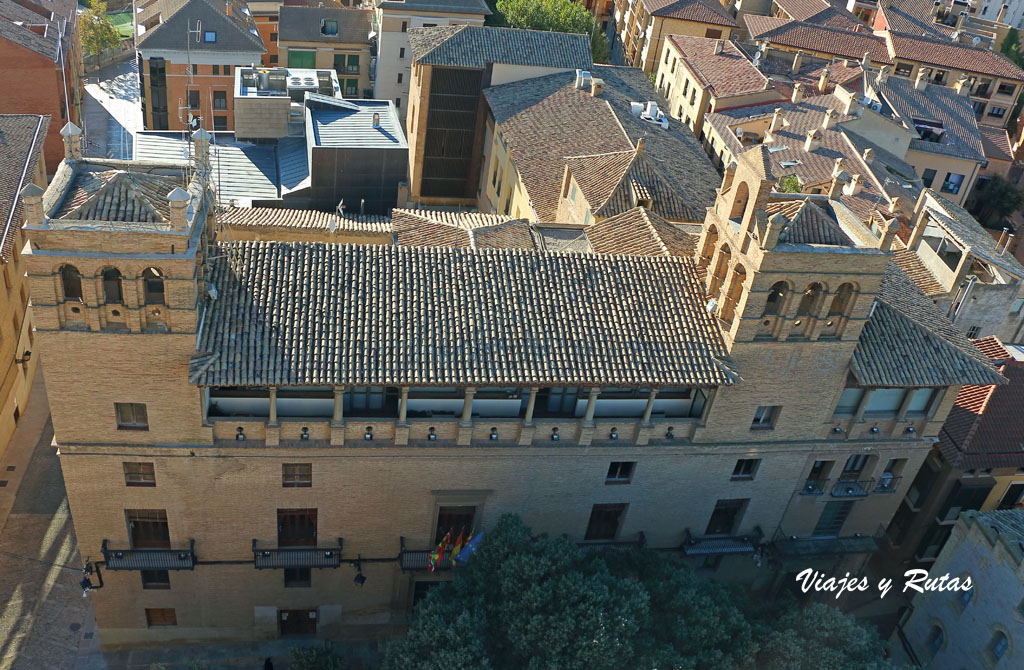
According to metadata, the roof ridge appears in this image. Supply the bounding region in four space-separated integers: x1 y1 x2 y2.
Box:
640 207 672 256
410 23 467 63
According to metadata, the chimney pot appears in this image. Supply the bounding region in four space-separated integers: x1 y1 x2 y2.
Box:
956 10 967 31
168 187 191 232
914 69 929 91
822 108 838 130
997 226 1009 251
878 215 900 250
19 183 44 227
875 65 890 87
804 128 822 151
590 77 604 96
818 63 832 92
769 107 785 134
791 82 805 104
843 173 864 196
60 121 82 161
791 50 804 75
713 39 724 54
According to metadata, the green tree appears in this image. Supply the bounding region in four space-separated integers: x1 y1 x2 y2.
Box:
968 175 1024 229
777 175 802 193
493 0 610 63
289 646 349 670
384 515 895 670
1003 28 1023 69
80 1 121 55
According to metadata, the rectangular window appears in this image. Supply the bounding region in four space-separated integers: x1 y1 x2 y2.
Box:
270 32 277 42
347 54 360 72
213 90 227 110
704 28 722 38
346 79 358 96
997 82 1016 97
145 608 177 627
270 55 278 65
278 509 317 547
751 405 779 429
212 65 220 75
967 325 982 339
224 65 231 76
906 388 936 416
894 62 913 76
842 454 869 478
941 173 965 194
570 184 577 202
321 18 338 35
214 115 227 131
401 20 407 32
931 70 946 84
436 506 476 543
188 90 199 110
203 31 216 43
397 73 403 84
141 570 170 590
704 498 748 535
988 106 1007 118
584 503 627 540
921 168 937 188
606 461 635 484
282 463 312 488
123 462 156 487
284 567 311 588
731 459 760 480
395 97 401 109
833 387 864 415
864 389 906 416
127 509 170 548
115 403 149 430
190 63 198 75
812 501 853 537
399 47 405 59
288 50 316 68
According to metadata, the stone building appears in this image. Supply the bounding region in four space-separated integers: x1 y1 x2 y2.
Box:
25 125 1005 647
608 0 739 73
277 6 373 98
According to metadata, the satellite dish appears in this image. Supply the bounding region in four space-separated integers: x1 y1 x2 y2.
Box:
972 36 981 45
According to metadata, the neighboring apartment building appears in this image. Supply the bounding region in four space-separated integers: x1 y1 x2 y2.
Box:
278 6 373 98
0 114 48 459
479 64 720 223
23 120 1005 646
405 26 593 206
771 0 864 31
889 509 1023 668
654 36 785 141
136 0 265 131
609 0 738 73
0 0 81 172
373 0 490 121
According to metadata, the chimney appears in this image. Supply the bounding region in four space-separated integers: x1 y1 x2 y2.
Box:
791 82 805 104
843 173 864 195
763 213 788 249
804 128 822 151
822 108 838 130
956 10 967 32
827 173 848 199
998 4 1008 23
225 0 231 17
168 187 191 231
861 51 872 72
888 195 903 215
878 216 900 250
192 127 211 170
60 122 82 161
791 49 804 75
636 137 645 154
862 146 874 162
908 189 930 250
914 69 929 91
997 227 1009 251
819 63 832 93
832 156 845 177
931 0 941 18
954 75 970 96
372 112 381 128
769 107 785 134
713 39 724 55
19 183 44 227
590 77 604 96
1005 234 1016 254
875 65 890 87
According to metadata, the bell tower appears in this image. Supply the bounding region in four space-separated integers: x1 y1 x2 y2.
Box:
22 124 217 446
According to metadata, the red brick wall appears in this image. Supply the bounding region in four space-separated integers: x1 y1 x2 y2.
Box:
0 39 69 172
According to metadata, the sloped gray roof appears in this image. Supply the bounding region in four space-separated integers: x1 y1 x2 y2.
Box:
278 6 372 44
0 114 49 262
137 0 265 53
192 242 733 387
408 25 592 69
877 77 985 163
376 0 490 15
308 97 407 149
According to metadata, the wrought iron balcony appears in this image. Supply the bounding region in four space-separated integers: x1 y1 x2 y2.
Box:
874 476 902 493
252 538 343 569
102 539 196 571
578 532 646 550
774 532 881 557
681 527 763 556
399 536 453 571
800 478 828 496
831 478 873 498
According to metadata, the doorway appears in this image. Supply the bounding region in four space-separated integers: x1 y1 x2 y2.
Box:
279 609 317 636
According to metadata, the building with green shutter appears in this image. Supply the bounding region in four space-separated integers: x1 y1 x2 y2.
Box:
278 6 374 99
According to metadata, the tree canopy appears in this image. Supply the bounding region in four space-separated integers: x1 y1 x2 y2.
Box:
492 0 610 64
80 2 122 55
968 175 1024 230
384 515 893 670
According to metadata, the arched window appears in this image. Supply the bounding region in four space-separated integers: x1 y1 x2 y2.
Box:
828 283 857 317
989 632 1008 661
60 265 82 301
102 268 123 304
762 281 789 316
709 244 732 296
720 265 747 324
699 226 719 268
143 268 164 305
730 181 749 221
796 283 825 316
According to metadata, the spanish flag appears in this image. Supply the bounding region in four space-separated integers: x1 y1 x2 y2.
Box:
448 529 466 567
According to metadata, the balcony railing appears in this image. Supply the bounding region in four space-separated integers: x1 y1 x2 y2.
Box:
874 476 902 493
252 538 343 569
578 532 646 550
399 536 453 571
800 478 828 496
102 539 196 571
680 527 763 556
773 524 884 557
832 478 873 498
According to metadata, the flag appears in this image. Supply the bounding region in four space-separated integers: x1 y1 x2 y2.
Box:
449 529 466 567
428 530 451 573
454 530 482 566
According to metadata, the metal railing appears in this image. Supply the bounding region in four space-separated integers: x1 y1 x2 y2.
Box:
680 527 762 556
252 538 343 569
399 536 453 571
832 478 874 498
102 539 196 571
875 476 902 493
800 478 828 495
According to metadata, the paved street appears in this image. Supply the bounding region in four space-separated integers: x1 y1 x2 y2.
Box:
82 59 142 160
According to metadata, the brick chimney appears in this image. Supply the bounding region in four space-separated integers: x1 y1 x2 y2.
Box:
792 82 805 104
192 127 211 170
804 128 822 151
60 122 82 161
914 69 929 91
791 50 804 75
877 215 900 250
19 183 44 227
822 108 838 130
168 187 191 231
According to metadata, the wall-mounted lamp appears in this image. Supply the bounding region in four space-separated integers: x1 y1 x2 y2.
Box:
364 426 373 440
906 426 916 434
832 426 843 434
14 350 31 364
428 426 436 441
610 427 618 440
300 427 310 441
551 427 559 441
235 427 246 441
665 426 675 439
490 427 498 440
352 557 366 587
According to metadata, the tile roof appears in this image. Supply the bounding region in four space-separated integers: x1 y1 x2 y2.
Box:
51 169 184 224
919 190 1024 278
192 242 734 387
876 76 985 163
219 207 392 234
532 225 593 253
408 25 592 69
939 358 1024 470
978 125 1014 163
0 0 76 61
877 4 952 40
137 0 265 54
391 209 536 249
278 6 372 44
772 0 864 30
973 336 1012 362
764 198 854 245
891 237 945 296
585 207 698 256
744 15 892 63
0 114 48 262
852 262 1006 387
750 47 864 98
666 36 775 100
979 509 1024 540
887 32 1024 81
376 0 491 15
639 0 737 26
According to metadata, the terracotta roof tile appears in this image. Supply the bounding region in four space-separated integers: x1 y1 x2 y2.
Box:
0 114 48 262
940 359 1024 469
666 36 775 100
219 207 392 234
973 336 1012 362
52 169 184 223
888 32 1024 81
745 15 892 63
978 125 1014 163
640 0 737 26
773 0 864 30
391 209 536 249
586 207 698 256
891 238 945 296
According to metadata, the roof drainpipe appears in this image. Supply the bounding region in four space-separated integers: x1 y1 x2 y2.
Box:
951 275 978 323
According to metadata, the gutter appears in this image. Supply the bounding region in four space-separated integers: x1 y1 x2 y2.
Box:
0 115 45 261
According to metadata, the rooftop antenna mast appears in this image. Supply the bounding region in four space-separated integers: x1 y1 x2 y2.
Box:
178 19 204 182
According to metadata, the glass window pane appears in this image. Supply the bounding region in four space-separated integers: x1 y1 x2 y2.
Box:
907 388 934 415
865 389 906 414
834 387 864 414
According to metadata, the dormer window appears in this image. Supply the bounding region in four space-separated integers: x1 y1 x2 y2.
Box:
912 118 944 143
321 19 338 35
203 31 216 42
